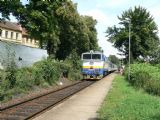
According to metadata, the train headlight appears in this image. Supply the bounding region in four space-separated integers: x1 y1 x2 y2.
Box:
90 66 93 69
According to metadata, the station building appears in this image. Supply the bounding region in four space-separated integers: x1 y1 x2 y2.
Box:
0 21 38 48
0 21 48 69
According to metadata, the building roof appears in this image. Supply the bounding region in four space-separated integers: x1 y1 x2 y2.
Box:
22 27 28 36
0 21 22 32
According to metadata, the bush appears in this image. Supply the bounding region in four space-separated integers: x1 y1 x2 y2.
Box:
0 58 82 102
69 69 82 80
16 67 34 91
125 63 160 95
33 59 61 85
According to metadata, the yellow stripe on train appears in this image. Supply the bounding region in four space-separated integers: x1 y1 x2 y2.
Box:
82 66 103 69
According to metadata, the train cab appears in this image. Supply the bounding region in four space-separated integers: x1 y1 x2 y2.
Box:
81 51 108 79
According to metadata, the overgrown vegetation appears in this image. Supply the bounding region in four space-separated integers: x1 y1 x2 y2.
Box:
0 57 82 102
125 63 160 96
98 75 160 120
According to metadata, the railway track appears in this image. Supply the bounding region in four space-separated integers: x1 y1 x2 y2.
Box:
0 80 95 120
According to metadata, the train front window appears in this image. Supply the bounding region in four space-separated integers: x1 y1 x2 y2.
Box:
83 54 91 59
92 54 101 60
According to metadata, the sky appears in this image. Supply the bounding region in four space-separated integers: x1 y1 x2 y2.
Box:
72 0 160 58
11 0 160 58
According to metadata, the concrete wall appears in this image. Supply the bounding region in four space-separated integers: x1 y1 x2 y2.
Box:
0 41 48 68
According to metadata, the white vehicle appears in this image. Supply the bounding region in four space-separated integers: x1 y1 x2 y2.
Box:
81 50 117 79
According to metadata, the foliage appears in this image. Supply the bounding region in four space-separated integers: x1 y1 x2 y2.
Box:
19 0 63 56
0 0 24 21
33 59 61 85
125 63 160 95
16 67 35 90
0 0 99 59
98 75 160 120
0 44 18 89
55 3 89 59
0 58 82 102
81 16 99 51
108 55 120 66
63 50 82 80
150 47 160 64
106 6 160 62
55 9 99 59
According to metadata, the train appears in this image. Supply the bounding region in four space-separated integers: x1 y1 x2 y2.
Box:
81 50 117 79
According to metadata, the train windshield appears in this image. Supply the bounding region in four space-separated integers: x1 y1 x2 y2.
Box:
83 54 91 59
82 54 101 60
92 54 101 60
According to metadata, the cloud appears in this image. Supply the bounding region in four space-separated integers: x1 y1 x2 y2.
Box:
146 6 160 36
96 0 130 9
80 9 120 57
81 9 108 23
81 9 119 27
74 0 160 57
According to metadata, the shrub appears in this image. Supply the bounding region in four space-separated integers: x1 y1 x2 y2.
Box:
125 63 160 96
69 69 82 80
0 58 82 102
15 67 34 91
33 59 61 85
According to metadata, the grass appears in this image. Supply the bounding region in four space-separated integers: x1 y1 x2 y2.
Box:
98 75 160 120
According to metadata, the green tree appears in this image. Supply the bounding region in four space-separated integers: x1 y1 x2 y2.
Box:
106 6 159 62
0 0 24 21
82 16 99 50
150 46 160 64
0 0 99 59
55 3 99 60
19 0 65 57
108 55 120 66
55 2 90 59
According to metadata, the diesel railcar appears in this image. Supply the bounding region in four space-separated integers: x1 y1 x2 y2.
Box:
81 51 117 79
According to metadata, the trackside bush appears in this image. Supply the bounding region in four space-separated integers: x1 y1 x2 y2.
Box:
33 59 61 85
0 58 81 102
125 63 160 95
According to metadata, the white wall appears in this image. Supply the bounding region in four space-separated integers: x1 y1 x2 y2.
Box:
0 41 48 68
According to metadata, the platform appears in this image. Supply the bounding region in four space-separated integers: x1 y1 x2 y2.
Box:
33 73 117 120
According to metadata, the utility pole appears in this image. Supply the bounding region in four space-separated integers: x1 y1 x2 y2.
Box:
128 19 131 81
125 18 131 81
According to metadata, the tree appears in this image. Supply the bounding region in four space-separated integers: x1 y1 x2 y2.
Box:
19 0 65 57
55 5 99 60
0 0 99 59
106 6 159 62
0 0 62 56
82 16 99 50
55 2 90 60
150 46 160 64
108 55 120 66
0 0 24 21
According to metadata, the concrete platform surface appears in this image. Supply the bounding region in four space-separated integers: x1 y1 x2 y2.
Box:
33 73 117 120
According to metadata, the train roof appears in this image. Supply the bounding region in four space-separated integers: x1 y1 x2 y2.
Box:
82 51 103 54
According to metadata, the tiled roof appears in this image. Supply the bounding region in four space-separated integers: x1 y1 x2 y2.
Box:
0 21 22 32
22 27 28 36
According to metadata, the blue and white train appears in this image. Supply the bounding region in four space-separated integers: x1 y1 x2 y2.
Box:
81 50 117 79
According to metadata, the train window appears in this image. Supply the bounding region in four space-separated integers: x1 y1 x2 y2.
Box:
92 54 101 60
83 54 91 59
